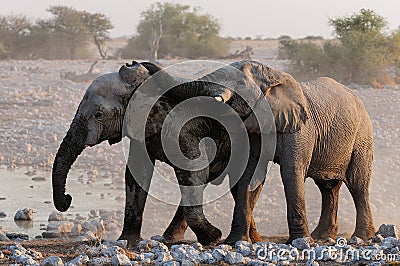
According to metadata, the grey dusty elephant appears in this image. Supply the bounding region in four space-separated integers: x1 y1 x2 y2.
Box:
51 61 265 245
189 60 375 242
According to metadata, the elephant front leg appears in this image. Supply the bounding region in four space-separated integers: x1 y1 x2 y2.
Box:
225 177 252 244
118 140 155 246
281 164 311 243
226 133 267 244
177 170 222 245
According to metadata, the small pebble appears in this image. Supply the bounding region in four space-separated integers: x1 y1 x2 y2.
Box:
292 237 311 250
224 251 246 264
376 224 400 239
41 255 64 266
14 208 34 220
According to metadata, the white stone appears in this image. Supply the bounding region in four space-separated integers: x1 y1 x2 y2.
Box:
69 224 82 237
170 244 201 263
48 212 64 221
137 239 160 252
161 261 180 266
373 234 384 243
141 258 151 264
47 221 74 234
143 252 155 260
151 235 165 242
87 244 107 257
111 253 131 266
376 224 400 239
65 254 90 266
14 208 34 220
83 231 98 241
154 252 173 263
41 255 64 266
348 236 364 245
224 251 246 264
200 251 215 264
100 246 124 257
248 259 275 266
103 240 128 249
211 248 226 261
307 259 320 266
90 257 111 265
190 242 203 251
235 240 253 256
26 248 43 259
291 237 311 250
215 244 232 251
16 254 39 266
0 229 10 241
382 237 397 248
152 243 169 254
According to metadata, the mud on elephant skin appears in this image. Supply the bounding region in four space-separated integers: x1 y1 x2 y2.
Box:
51 60 265 246
191 60 375 242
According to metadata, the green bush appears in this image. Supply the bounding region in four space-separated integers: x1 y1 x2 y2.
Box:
0 7 112 59
121 2 229 60
280 9 400 85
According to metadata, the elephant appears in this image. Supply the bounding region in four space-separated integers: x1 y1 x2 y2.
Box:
187 60 376 242
51 60 266 246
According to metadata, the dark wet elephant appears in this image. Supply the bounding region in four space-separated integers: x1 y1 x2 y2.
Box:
186 60 375 242
51 61 265 245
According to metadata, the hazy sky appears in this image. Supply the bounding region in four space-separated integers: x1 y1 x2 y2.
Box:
2 0 400 38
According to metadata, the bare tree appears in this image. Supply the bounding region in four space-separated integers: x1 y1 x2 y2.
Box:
148 20 162 62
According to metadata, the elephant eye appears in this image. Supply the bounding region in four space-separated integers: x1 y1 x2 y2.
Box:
94 111 104 119
237 80 246 86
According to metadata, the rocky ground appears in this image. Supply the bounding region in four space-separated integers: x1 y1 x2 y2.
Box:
1 226 400 265
1 58 400 265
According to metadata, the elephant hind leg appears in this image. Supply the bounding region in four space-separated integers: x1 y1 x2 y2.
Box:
311 179 342 240
345 147 375 240
163 205 188 243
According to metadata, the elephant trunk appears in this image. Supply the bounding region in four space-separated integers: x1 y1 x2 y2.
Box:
170 80 232 102
52 116 88 212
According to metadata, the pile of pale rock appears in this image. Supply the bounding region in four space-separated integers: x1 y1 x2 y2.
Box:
0 224 399 265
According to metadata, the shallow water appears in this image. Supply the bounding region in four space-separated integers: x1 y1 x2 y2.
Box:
0 166 123 238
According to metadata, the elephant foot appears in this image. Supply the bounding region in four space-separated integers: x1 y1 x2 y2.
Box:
311 227 338 240
118 233 142 247
249 227 263 243
224 233 251 246
192 224 222 245
352 226 375 240
285 234 313 245
163 231 186 244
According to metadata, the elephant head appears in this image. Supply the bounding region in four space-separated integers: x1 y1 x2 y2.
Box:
200 60 309 133
52 61 162 212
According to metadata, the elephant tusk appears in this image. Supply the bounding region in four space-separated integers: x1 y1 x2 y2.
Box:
214 96 224 102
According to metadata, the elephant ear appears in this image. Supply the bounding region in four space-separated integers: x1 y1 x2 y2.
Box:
116 62 150 96
242 64 309 133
